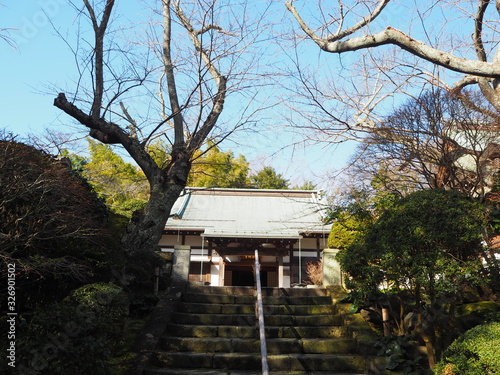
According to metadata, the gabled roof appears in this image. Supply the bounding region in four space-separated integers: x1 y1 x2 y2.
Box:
165 187 331 239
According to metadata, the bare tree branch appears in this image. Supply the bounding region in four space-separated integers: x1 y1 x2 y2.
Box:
52 0 267 257
82 0 115 119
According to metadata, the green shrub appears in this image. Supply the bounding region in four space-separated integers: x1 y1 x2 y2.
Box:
13 283 128 375
375 335 429 375
65 282 129 322
457 301 500 330
16 302 113 375
125 250 167 291
434 322 500 375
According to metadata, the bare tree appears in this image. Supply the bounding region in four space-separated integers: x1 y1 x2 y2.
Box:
285 2 500 368
350 89 500 198
0 3 16 48
286 0 500 95
53 0 267 256
285 0 500 183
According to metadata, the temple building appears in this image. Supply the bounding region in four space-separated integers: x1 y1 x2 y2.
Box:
159 187 331 287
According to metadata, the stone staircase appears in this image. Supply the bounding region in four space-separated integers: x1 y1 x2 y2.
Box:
144 285 382 375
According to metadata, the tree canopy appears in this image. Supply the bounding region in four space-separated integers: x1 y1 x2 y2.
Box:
337 188 489 367
81 139 149 218
250 166 290 189
189 143 250 188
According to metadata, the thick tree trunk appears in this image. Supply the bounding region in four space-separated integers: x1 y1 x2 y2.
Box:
418 313 437 370
121 151 191 255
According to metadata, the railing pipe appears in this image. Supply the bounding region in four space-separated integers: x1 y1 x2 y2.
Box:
254 249 269 375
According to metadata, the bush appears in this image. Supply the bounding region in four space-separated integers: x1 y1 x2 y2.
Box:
11 283 128 375
65 282 129 322
305 260 322 285
434 322 500 375
0 138 124 309
15 303 113 375
375 335 428 375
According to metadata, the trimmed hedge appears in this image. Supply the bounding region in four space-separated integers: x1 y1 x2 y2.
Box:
434 322 500 375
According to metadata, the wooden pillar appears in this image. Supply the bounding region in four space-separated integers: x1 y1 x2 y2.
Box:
219 254 226 286
278 255 284 288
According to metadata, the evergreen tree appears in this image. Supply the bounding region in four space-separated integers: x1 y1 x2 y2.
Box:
189 143 250 188
250 166 289 189
81 139 149 218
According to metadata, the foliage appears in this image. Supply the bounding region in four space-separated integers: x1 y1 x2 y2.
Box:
337 189 488 368
124 250 168 291
107 318 147 375
304 260 322 285
456 301 500 331
14 301 118 375
434 322 500 375
327 186 395 249
293 181 317 190
189 143 250 188
59 148 88 172
65 283 129 323
129 294 161 317
146 139 172 170
250 166 289 189
339 189 486 301
0 137 123 309
483 176 500 294
375 335 428 375
5 283 129 374
81 139 149 218
327 216 365 249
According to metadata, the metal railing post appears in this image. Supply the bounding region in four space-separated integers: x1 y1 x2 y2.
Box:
254 249 269 375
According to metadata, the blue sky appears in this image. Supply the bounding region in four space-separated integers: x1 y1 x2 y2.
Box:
1 1 69 129
1 0 359 189
3 0 462 190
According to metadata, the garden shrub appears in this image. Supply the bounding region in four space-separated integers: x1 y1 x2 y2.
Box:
65 282 129 322
375 334 429 375
16 302 114 375
434 322 500 375
456 301 500 330
13 283 129 375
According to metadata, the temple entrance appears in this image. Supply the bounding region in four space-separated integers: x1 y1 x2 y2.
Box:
224 264 276 287
232 269 255 286
225 265 254 286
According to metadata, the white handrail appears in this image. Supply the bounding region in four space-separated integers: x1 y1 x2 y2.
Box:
254 249 269 375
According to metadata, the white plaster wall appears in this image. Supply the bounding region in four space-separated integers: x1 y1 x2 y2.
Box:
210 264 220 286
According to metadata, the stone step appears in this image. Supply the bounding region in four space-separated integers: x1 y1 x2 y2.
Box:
171 312 344 326
166 323 352 339
161 337 358 354
186 285 329 297
145 369 365 375
145 286 375 374
177 302 338 315
181 293 333 306
152 352 368 373
171 312 255 326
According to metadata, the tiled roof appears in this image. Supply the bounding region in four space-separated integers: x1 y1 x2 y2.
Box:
165 187 331 238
